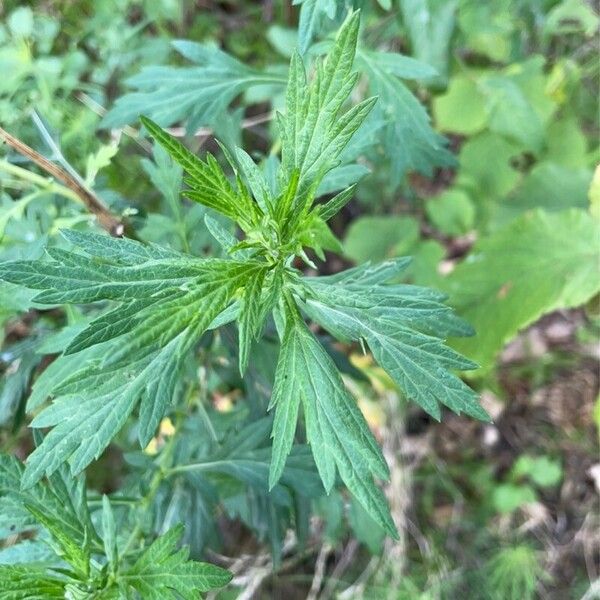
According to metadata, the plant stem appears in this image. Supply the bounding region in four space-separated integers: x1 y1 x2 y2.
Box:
0 159 81 204
0 126 124 236
120 383 196 556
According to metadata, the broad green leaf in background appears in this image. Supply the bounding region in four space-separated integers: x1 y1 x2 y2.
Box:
544 0 600 37
425 189 475 237
492 483 537 514
493 162 592 227
343 216 446 287
344 215 419 263
457 0 515 63
433 75 488 135
457 132 521 202
511 455 562 488
545 118 588 169
482 76 544 154
589 166 600 219
434 62 557 152
444 209 600 369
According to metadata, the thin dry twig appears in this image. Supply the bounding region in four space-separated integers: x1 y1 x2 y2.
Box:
0 126 124 236
320 539 360 600
307 543 332 600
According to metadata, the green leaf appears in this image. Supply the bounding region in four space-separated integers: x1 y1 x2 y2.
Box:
433 75 488 135
457 132 521 201
268 304 397 538
300 269 488 422
444 209 600 369
25 503 90 578
0 566 65 599
545 118 588 169
318 185 356 221
493 162 591 228
544 0 599 37
234 147 272 214
348 496 385 554
425 189 475 236
141 116 261 230
357 48 454 183
102 41 285 131
493 484 536 514
344 215 420 263
294 0 338 54
511 455 562 488
101 495 118 574
238 267 268 374
0 349 39 427
119 525 232 599
278 12 376 218
359 50 438 81
0 232 261 485
482 76 544 154
399 0 457 83
0 455 96 577
457 0 514 62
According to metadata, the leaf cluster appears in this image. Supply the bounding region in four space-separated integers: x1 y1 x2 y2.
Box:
0 11 486 544
0 454 231 598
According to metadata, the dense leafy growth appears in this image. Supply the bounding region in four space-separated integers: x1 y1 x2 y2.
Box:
0 12 485 539
0 455 231 597
1 1 598 597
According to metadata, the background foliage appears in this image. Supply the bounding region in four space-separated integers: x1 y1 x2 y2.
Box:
0 0 598 598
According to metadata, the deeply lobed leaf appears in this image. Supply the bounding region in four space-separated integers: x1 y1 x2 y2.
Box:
0 232 262 486
298 259 489 421
269 303 397 538
119 524 232 599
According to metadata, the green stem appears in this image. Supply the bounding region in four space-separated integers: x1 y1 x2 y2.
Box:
0 159 83 205
165 460 226 476
121 383 196 556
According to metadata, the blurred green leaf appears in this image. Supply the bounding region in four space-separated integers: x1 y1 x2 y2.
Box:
344 215 419 263
544 0 599 37
457 132 521 201
425 189 475 236
399 0 457 84
445 209 600 369
433 75 488 135
458 0 515 62
511 455 562 488
103 42 285 131
493 483 537 513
